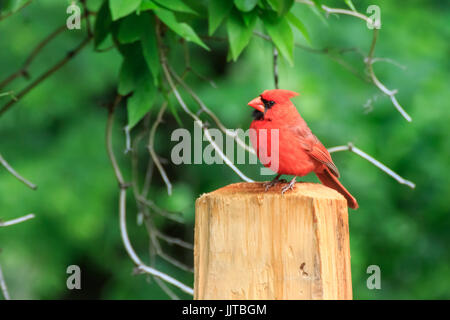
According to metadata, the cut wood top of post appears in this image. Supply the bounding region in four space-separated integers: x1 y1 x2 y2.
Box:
194 181 352 299
197 182 346 202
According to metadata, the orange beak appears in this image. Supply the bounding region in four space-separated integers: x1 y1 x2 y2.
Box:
248 96 265 113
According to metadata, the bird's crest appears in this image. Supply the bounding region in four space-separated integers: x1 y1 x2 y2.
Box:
260 89 299 103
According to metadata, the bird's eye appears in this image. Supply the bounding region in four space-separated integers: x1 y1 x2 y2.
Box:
261 97 275 109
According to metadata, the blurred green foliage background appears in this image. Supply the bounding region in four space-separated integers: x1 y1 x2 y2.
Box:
0 0 449 299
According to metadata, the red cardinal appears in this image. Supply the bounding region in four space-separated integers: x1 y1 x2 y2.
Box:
248 89 358 209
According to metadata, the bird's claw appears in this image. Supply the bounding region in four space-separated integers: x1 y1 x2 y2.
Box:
264 178 287 191
281 179 296 195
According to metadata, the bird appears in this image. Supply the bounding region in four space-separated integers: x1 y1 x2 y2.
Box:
247 89 358 209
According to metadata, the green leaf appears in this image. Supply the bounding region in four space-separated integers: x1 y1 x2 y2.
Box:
267 0 295 16
118 60 137 95
154 7 210 51
118 43 147 95
94 0 112 47
109 0 141 21
226 11 257 61
286 12 310 44
127 72 156 129
234 0 258 12
344 0 356 12
118 13 146 44
226 48 233 62
208 0 233 35
263 14 294 65
152 0 197 15
141 14 160 85
139 0 158 12
241 10 257 27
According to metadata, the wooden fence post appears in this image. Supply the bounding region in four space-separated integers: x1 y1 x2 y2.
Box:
194 182 352 300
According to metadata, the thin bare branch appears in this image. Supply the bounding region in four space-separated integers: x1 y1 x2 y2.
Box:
190 68 218 88
80 0 93 37
168 66 255 155
0 153 37 190
147 103 172 195
253 31 370 83
106 98 193 295
130 113 153 198
155 229 193 250
143 218 193 273
124 125 132 154
154 276 180 300
371 57 406 70
0 264 11 300
130 132 191 298
141 158 154 198
273 4 411 121
139 207 187 299
0 36 92 117
322 5 378 26
327 53 369 83
106 96 125 184
0 0 33 22
159 252 193 273
130 134 180 299
0 91 17 99
0 213 35 228
130 123 152 199
137 196 185 224
273 47 279 89
366 31 411 121
328 143 415 189
119 189 193 294
320 6 411 121
0 13 90 90
156 22 254 184
156 30 254 182
0 24 66 89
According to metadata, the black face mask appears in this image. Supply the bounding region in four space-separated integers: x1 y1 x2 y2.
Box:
252 109 264 120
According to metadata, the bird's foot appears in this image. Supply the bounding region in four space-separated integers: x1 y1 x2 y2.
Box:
281 177 297 195
263 176 286 191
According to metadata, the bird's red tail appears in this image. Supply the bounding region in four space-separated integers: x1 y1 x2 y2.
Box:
315 168 359 209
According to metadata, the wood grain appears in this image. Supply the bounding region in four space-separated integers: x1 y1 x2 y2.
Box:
194 182 352 300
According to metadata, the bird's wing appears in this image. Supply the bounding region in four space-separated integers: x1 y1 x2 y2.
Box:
291 126 340 178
